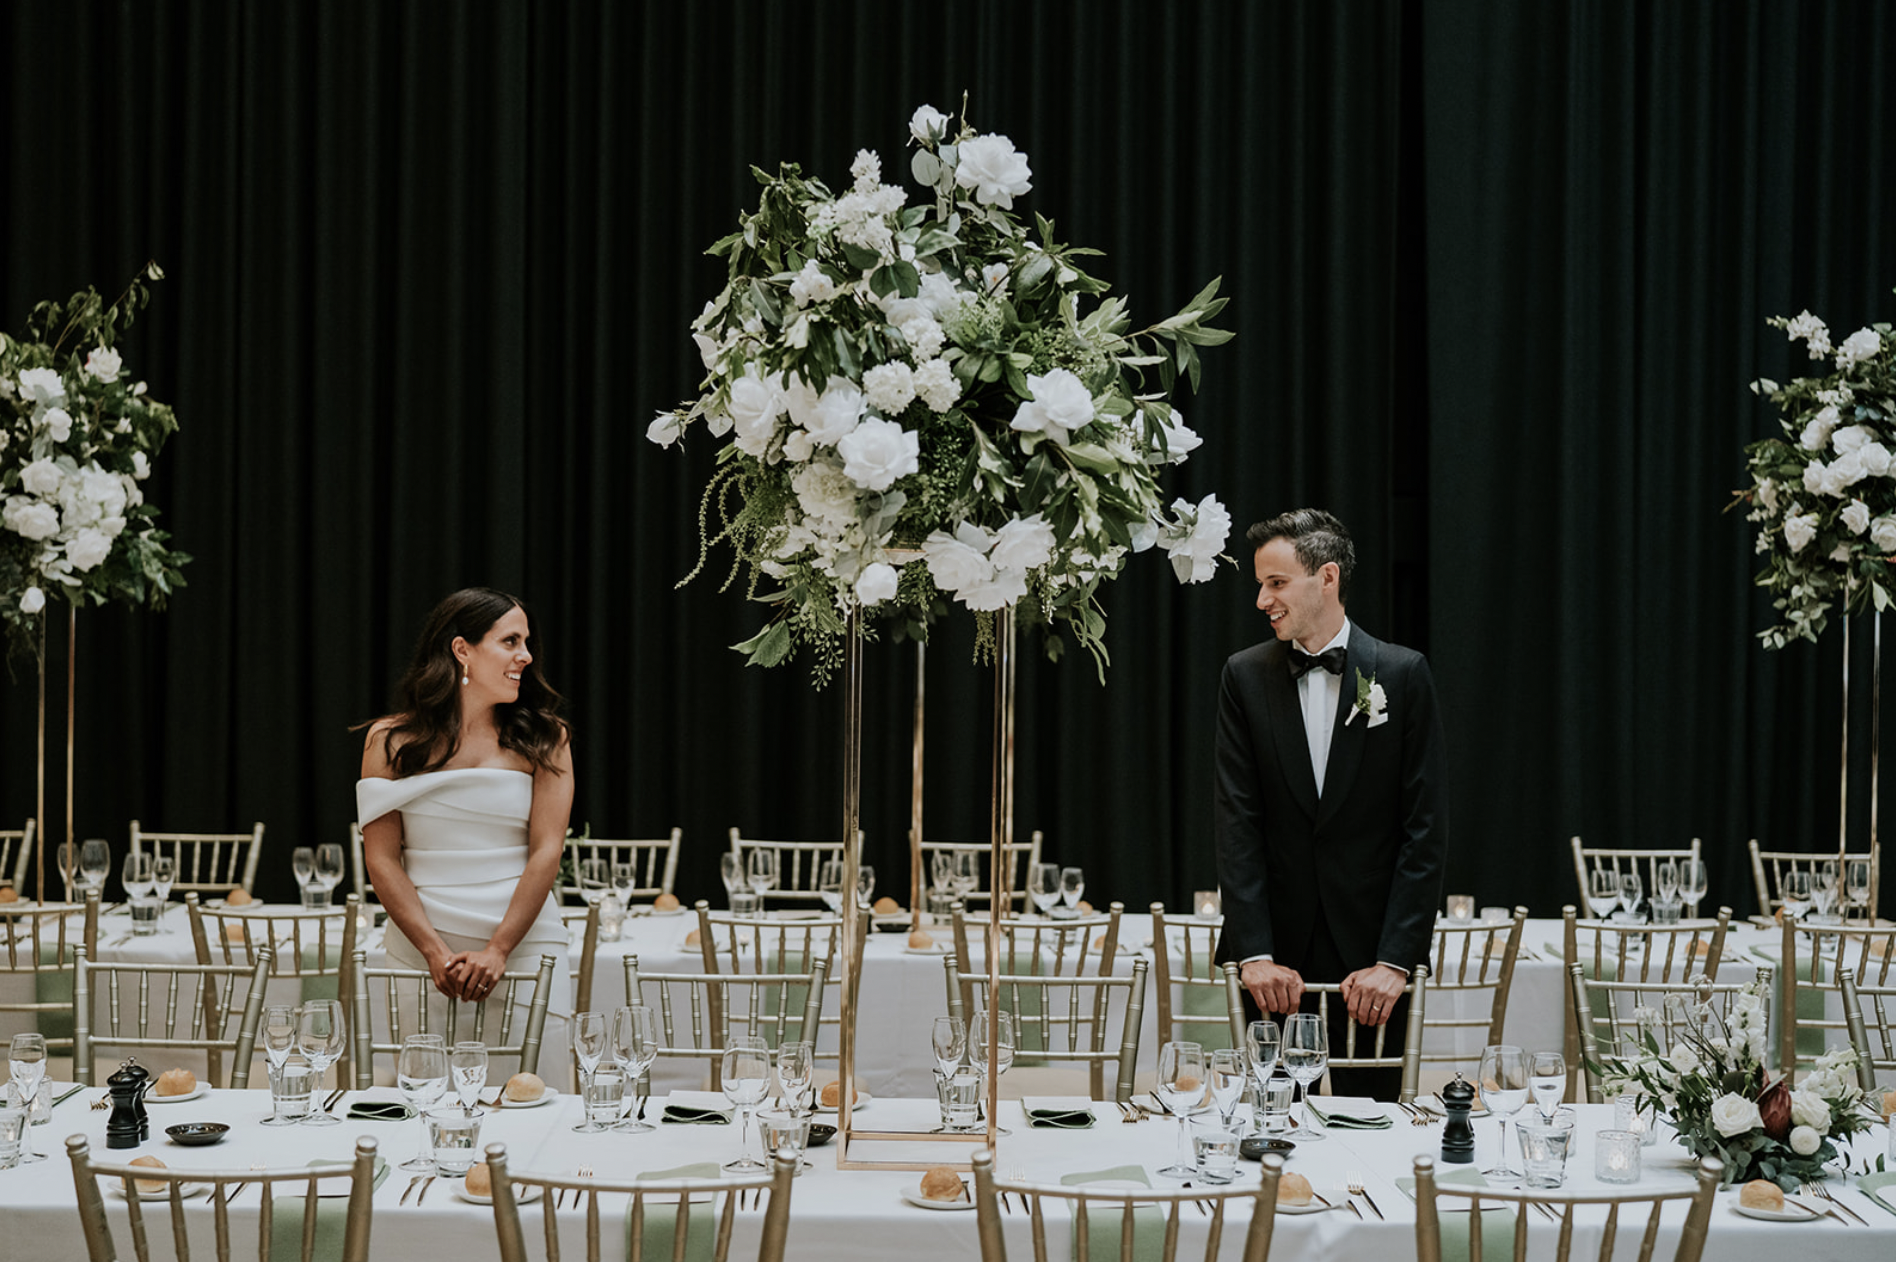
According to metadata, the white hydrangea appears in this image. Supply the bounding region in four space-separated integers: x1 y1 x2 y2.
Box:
912 359 961 413
897 313 944 359
788 259 838 308
19 459 62 498
791 460 860 528
862 362 916 416
1785 310 1833 359
849 149 882 194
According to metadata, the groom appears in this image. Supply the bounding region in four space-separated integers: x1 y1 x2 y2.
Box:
1213 508 1448 1100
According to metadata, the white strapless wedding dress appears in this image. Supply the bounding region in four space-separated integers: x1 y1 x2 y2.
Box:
356 768 571 1076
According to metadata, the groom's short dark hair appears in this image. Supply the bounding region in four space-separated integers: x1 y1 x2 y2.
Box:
1246 508 1356 604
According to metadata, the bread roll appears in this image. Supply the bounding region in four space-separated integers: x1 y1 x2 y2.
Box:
919 1167 966 1202
154 1068 197 1097
504 1072 545 1102
1277 1172 1313 1206
819 1080 857 1109
684 927 701 946
0 886 19 903
1739 1180 1784 1211
464 1162 493 1196
1092 934 1108 950
224 923 248 944
653 892 681 911
226 887 254 906
907 929 935 949
1882 1088 1896 1117
873 896 901 915
1076 900 1093 913
130 1155 168 1194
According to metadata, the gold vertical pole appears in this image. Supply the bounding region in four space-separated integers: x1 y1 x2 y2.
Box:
837 609 864 1159
35 614 46 906
910 642 925 933
984 607 1015 1149
1872 612 1882 920
66 605 76 867
1841 616 1851 856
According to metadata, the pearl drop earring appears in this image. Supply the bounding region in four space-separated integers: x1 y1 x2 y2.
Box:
461 661 469 686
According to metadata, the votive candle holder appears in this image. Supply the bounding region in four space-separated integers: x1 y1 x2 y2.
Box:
1595 1129 1641 1184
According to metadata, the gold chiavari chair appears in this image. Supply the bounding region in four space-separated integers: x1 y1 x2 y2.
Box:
1148 905 1245 1051
726 830 844 908
187 893 359 1084
485 1143 796 1262
346 822 377 905
1412 1153 1721 1262
560 827 683 903
68 1134 378 1262
948 902 1124 1025
558 902 602 1091
694 901 853 1064
1569 836 1701 908
1420 907 1526 1078
1568 966 1774 1103
1749 840 1881 923
72 946 272 1087
1259 965 1430 1104
1840 966 1896 1093
617 953 827 1090
0 890 99 1058
129 819 265 896
970 1146 1285 1262
1561 905 1729 1099
0 816 35 890
348 950 556 1087
1777 918 1896 1079
942 955 1148 1103
917 830 1043 911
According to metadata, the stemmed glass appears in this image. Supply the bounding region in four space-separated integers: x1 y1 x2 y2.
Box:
1209 1048 1248 1131
296 1001 346 1126
1281 1014 1329 1141
1478 1044 1530 1180
1780 870 1812 921
292 847 316 905
747 849 779 901
1059 866 1085 914
314 843 345 904
1617 872 1644 922
1654 861 1679 904
1678 860 1708 917
121 852 155 903
450 1041 489 1116
1027 863 1060 917
150 855 177 919
970 1011 1015 1134
7 1033 47 1163
1844 858 1872 921
396 1036 449 1168
952 851 980 903
817 860 845 913
931 1016 966 1081
1811 860 1840 923
572 1012 610 1132
258 1005 300 1126
929 852 956 907
719 853 745 901
1245 1020 1281 1134
613 1005 659 1132
720 1041 771 1171
612 862 637 903
855 864 876 910
577 858 609 905
1529 1051 1566 1123
777 1040 814 1115
79 839 111 894
1155 1041 1207 1177
1586 869 1620 920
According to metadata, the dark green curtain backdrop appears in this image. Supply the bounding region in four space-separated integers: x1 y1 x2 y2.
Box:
0 0 1889 920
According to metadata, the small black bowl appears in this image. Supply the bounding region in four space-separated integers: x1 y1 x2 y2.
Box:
166 1122 229 1148
804 1123 837 1147
1239 1136 1295 1161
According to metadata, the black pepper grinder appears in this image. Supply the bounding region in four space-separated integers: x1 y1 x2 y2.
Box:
1440 1072 1476 1164
105 1059 152 1149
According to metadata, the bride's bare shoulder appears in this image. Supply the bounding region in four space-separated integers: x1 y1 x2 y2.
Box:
361 715 416 777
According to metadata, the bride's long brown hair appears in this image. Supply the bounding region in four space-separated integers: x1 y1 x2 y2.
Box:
365 587 568 778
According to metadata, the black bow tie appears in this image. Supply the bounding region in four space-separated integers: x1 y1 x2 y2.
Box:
1288 646 1348 680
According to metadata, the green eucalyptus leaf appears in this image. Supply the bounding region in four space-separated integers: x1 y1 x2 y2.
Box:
911 150 941 186
841 241 883 272
890 261 921 299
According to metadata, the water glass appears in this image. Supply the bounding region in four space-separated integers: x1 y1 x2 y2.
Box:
1649 897 1682 925
129 898 161 935
1595 1129 1641 1183
0 1104 26 1170
1517 1111 1575 1188
578 858 609 905
1528 1051 1566 1122
746 848 779 897
1258 1076 1296 1133
1445 894 1474 921
935 1071 981 1131
1209 1048 1247 1128
270 1060 316 1125
931 1016 966 1081
1156 1041 1208 1174
729 890 761 916
720 1042 771 1171
1281 1015 1328 1142
598 893 626 941
1479 905 1509 925
777 1040 815 1116
1617 872 1644 921
1191 1120 1241 1184
450 1041 489 1115
758 1109 811 1172
427 1109 482 1175
613 1005 659 1133
584 1067 626 1129
80 839 111 891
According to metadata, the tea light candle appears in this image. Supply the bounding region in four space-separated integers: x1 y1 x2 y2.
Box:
1614 1093 1659 1146
1595 1129 1641 1183
1194 890 1222 919
1445 894 1475 922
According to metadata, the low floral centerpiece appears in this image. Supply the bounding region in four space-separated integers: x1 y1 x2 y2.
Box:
648 101 1233 682
1594 978 1872 1189
0 263 189 661
1739 299 1893 647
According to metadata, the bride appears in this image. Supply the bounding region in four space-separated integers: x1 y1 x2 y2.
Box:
357 587 573 1074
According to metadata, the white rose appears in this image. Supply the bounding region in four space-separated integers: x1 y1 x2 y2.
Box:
131 451 150 479
1130 519 1160 553
1009 368 1096 447
1788 1089 1830 1133
1842 499 1872 534
40 407 73 443
20 459 61 498
1757 479 1778 512
1804 461 1827 494
854 561 899 606
912 359 961 413
989 514 1057 572
727 370 784 430
693 331 721 372
1858 442 1892 476
65 528 113 571
958 566 1029 611
16 367 66 409
909 104 949 144
1789 1125 1822 1156
1709 1092 1763 1138
2 498 60 541
923 522 996 591
83 345 122 383
18 586 44 615
646 412 682 447
1163 494 1233 583
954 133 1033 208
781 429 814 462
862 362 916 416
1837 327 1882 368
835 415 918 491
1150 408 1203 463
1833 424 1874 454
1667 1043 1700 1075
804 378 866 446
1873 515 1896 552
1784 512 1819 552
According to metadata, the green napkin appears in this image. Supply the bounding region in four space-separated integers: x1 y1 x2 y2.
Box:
1307 1097 1392 1129
266 1156 389 1262
1061 1166 1161 1262
345 1101 414 1122
1857 1171 1896 1219
1396 1167 1517 1262
1025 1101 1096 1130
628 1162 717 1262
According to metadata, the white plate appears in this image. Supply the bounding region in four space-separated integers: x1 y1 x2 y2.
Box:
1277 1187 1350 1215
646 906 688 918
456 1181 545 1205
902 1184 972 1211
112 1180 210 1202
814 1089 872 1112
498 1086 560 1109
146 1083 208 1104
903 942 949 955
1730 1195 1821 1222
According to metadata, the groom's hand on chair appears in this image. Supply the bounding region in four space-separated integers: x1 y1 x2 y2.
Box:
1242 960 1303 1015
1340 964 1406 1026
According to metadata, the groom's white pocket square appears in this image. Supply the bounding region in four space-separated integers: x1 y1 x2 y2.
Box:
1368 713 1389 729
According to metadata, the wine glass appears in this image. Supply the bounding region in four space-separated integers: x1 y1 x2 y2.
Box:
396 1036 449 1168
1059 866 1085 913
1529 1051 1566 1123
258 1004 300 1124
1281 1014 1329 1141
1027 863 1060 917
970 1010 1015 1133
56 840 79 898
1617 872 1643 922
1478 1044 1530 1180
777 1040 814 1116
577 857 609 905
149 854 177 919
855 864 876 910
79 839 111 893
1678 860 1708 916
7 1033 47 1163
296 1001 346 1126
1654 860 1679 903
952 850 980 901
1210 1048 1248 1129
121 851 155 901
291 847 316 900
1586 869 1619 919
1155 1041 1207 1176
571 1012 610 1132
1811 860 1839 923
611 861 637 902
450 1040 489 1116
720 1042 771 1171
1844 857 1872 920
720 852 744 897
746 849 779 899
314 843 345 902
817 860 845 913
931 1016 966 1080
929 851 957 902
1780 869 1812 921
613 1005 659 1133
1245 1019 1281 1133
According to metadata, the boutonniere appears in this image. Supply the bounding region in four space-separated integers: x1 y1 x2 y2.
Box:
1345 669 1388 727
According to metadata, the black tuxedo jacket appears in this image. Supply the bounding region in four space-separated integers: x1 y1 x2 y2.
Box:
1212 625 1448 977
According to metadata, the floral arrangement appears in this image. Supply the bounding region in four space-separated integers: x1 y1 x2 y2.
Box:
1595 978 1872 1189
1740 300 1894 647
648 101 1233 682
0 263 189 662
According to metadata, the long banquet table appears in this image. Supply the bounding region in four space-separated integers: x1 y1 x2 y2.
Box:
3 1085 1890 1261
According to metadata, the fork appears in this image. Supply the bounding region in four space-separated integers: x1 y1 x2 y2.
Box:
1802 1180 1865 1225
1346 1172 1384 1221
415 1176 436 1205
400 1175 427 1206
